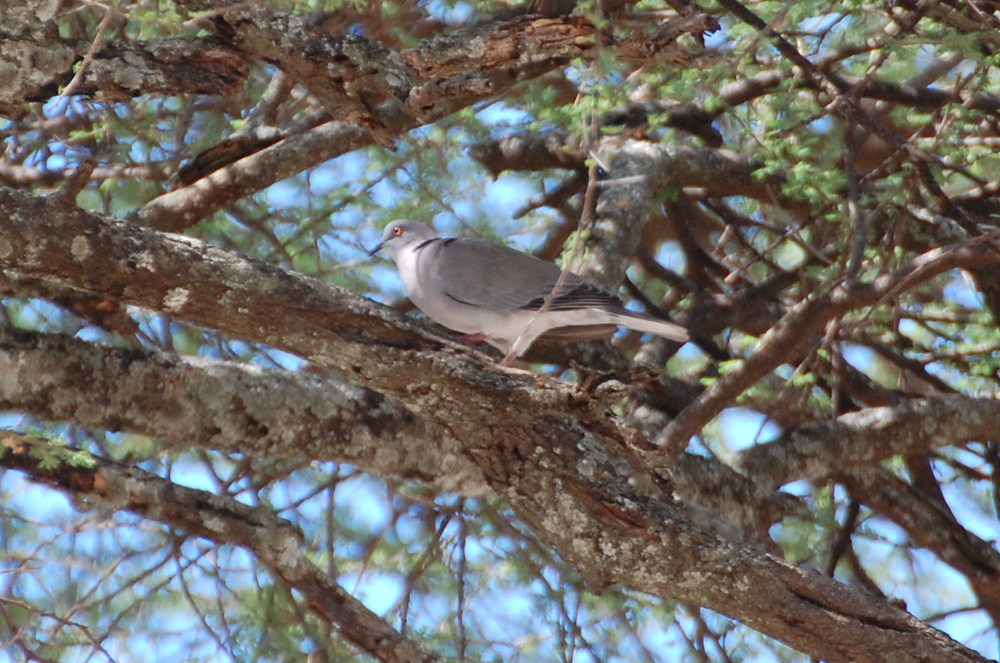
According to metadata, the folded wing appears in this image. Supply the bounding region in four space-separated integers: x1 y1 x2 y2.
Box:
431 238 623 312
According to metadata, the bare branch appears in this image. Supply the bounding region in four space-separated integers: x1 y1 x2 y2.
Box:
736 395 1000 490
657 236 1000 455
0 433 442 663
125 6 711 230
0 327 487 496
71 38 249 101
844 466 1000 625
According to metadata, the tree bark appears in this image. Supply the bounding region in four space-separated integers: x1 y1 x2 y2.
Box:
0 186 991 663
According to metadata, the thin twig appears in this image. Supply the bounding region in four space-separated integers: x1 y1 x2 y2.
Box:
61 2 117 98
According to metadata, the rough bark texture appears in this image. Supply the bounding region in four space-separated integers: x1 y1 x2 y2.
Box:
0 188 991 663
2 0 999 661
738 396 1000 490
0 327 487 495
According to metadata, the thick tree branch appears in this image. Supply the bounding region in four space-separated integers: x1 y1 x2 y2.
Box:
0 2 76 115
472 135 797 212
206 4 414 128
66 38 249 101
142 6 704 230
0 433 441 663
574 138 667 290
0 327 487 496
0 319 795 536
0 187 992 661
736 395 1000 490
0 4 247 113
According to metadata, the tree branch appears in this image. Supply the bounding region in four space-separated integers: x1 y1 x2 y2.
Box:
736 395 1000 490
658 235 1000 455
69 37 248 101
0 187 992 661
843 466 1000 625
130 6 708 230
0 327 487 496
0 432 442 663
472 135 799 212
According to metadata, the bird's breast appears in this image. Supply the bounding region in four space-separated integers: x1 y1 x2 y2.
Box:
396 247 483 334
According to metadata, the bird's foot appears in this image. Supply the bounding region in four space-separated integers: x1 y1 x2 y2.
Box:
457 332 489 345
499 352 520 366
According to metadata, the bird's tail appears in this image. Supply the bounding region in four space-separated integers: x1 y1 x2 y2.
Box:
608 311 688 342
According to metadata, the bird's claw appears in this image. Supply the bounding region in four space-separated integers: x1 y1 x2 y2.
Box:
457 332 489 345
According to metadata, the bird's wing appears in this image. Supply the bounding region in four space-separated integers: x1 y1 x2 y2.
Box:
427 238 623 312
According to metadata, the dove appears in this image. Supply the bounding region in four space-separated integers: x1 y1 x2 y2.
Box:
370 219 687 360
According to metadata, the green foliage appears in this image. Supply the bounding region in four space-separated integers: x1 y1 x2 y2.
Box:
4 0 1000 661
28 441 97 471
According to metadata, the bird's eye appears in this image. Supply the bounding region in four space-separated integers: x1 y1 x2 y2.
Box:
393 226 403 236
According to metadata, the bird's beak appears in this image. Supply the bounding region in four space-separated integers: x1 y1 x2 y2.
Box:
368 242 384 257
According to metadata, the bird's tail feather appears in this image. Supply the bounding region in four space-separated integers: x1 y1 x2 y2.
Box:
608 312 688 342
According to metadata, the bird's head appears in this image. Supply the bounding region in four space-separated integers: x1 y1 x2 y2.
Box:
368 219 438 259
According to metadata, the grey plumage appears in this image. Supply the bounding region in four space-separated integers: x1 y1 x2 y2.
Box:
370 219 687 359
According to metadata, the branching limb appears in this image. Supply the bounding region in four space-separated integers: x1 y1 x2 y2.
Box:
0 432 442 663
0 327 487 496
